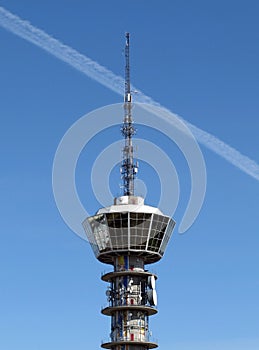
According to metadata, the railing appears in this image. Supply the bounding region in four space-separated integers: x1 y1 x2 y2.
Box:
101 331 158 344
101 267 158 277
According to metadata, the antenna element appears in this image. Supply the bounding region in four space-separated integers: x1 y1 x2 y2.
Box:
120 32 138 196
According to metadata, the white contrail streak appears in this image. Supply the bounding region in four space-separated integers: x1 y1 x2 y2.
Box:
1 6 259 181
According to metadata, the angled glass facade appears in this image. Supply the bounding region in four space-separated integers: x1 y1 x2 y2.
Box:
83 211 175 263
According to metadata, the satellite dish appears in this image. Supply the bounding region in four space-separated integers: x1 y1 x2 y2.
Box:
147 289 157 306
148 275 156 289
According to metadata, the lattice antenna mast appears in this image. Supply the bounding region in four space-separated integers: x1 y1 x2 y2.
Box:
121 32 138 196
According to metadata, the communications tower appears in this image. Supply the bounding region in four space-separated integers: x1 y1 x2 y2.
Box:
83 33 175 350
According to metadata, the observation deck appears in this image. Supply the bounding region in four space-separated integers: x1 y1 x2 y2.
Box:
83 196 175 265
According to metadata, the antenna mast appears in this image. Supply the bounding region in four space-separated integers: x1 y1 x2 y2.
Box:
121 32 138 196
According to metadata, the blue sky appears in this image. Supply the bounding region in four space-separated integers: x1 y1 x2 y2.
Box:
0 1 259 349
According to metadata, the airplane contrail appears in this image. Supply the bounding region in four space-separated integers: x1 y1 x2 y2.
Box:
1 6 259 181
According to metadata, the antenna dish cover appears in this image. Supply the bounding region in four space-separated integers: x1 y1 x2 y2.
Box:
147 289 157 307
148 275 156 289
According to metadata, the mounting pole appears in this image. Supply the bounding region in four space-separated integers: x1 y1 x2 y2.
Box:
121 32 138 196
